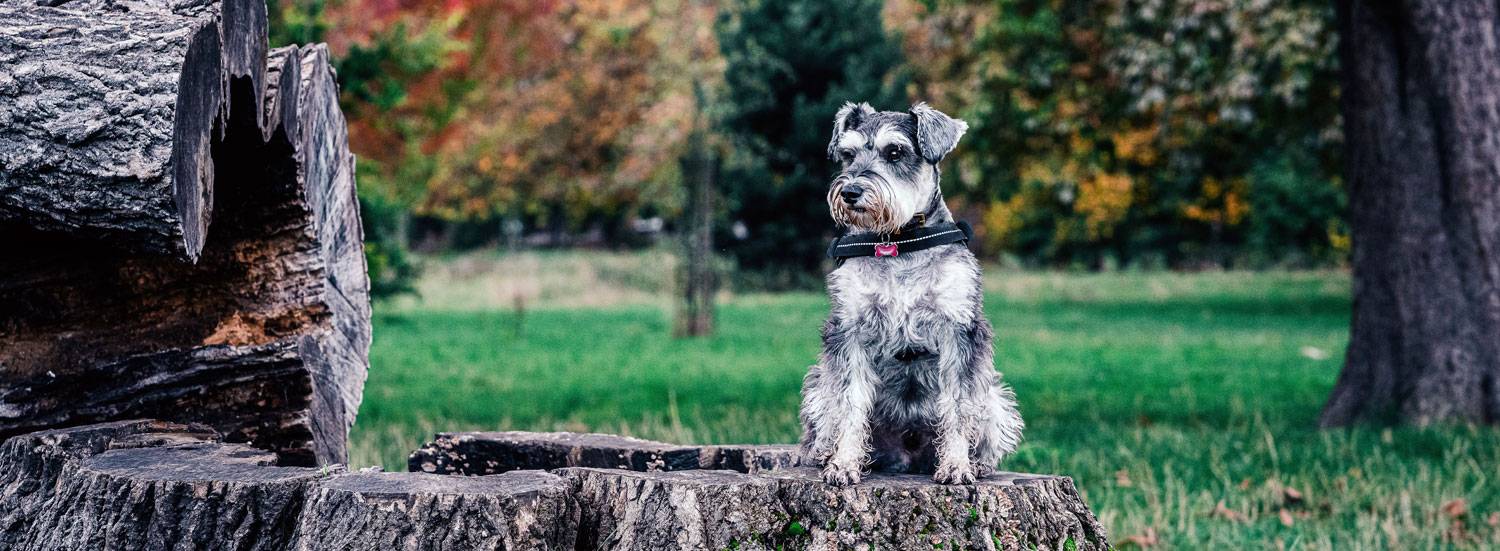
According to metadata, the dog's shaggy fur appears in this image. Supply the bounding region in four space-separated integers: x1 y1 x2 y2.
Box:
800 102 1024 486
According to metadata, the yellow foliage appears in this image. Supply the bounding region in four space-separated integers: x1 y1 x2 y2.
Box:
1327 220 1350 255
1182 177 1250 227
1075 172 1133 239
983 195 1029 251
1110 125 1159 165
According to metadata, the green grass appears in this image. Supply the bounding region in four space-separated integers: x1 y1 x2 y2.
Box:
352 265 1500 550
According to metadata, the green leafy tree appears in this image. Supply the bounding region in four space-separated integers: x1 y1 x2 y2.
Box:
715 0 909 286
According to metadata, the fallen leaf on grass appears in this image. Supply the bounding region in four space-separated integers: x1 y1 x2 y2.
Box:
1284 486 1304 504
1442 500 1471 543
1278 508 1294 527
1212 500 1248 523
1445 518 1469 543
1115 469 1133 487
1301 346 1330 360
1240 477 1252 490
1487 511 1499 527
1119 527 1158 548
1443 499 1469 518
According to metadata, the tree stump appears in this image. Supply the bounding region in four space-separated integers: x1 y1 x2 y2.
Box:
0 0 369 467
292 471 578 550
0 420 320 550
409 431 1105 549
1 421 1108 550
565 467 1108 551
565 467 786 550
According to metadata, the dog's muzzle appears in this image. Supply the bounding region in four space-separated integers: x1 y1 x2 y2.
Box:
839 184 865 205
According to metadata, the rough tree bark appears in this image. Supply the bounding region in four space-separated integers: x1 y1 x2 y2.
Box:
292 471 579 550
564 467 1109 551
0 420 321 550
1321 0 1500 426
0 1 369 466
0 0 269 262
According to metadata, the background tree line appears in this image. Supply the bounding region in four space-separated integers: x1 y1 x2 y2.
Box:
268 0 1345 293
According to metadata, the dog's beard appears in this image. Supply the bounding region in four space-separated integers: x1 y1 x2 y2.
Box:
828 174 915 234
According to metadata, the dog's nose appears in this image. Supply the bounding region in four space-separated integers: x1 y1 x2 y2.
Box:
840 185 864 204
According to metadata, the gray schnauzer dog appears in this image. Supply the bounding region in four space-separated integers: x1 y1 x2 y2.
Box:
799 102 1024 486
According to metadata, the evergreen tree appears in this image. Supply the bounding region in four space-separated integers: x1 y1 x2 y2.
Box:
715 0 907 286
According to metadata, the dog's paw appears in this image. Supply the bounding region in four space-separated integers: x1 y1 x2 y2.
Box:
823 462 862 487
933 462 976 485
971 461 997 479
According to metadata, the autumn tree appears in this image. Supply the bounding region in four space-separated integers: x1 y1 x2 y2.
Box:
1320 0 1500 426
277 0 719 233
909 0 1345 268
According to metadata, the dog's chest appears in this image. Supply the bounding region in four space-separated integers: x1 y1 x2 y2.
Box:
828 247 978 337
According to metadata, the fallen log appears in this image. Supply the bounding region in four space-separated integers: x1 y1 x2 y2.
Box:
408 431 805 475
0 5 369 465
705 443 804 474
0 0 269 262
409 431 711 475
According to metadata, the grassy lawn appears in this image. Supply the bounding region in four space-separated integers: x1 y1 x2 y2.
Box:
352 255 1500 550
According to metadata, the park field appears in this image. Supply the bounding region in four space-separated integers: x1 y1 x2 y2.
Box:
351 253 1500 550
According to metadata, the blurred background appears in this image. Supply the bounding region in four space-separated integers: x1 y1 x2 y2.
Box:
267 1 1498 548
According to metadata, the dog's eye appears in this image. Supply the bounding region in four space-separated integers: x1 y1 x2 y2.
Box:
884 146 904 163
839 149 854 163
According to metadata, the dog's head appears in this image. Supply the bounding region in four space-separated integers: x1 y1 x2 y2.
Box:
825 102 967 233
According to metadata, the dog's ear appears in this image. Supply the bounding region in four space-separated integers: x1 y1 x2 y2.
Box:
910 102 968 163
827 102 875 161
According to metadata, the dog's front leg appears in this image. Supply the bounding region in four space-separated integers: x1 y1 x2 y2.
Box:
815 322 876 486
931 323 982 485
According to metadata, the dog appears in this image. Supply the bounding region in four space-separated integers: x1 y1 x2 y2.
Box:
799 102 1024 486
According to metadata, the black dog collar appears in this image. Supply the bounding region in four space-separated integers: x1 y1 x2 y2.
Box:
827 219 974 261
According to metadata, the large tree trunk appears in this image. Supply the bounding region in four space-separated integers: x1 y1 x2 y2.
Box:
0 0 369 466
1322 0 1500 426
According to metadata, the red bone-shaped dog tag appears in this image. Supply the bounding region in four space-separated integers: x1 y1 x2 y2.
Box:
874 243 898 257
